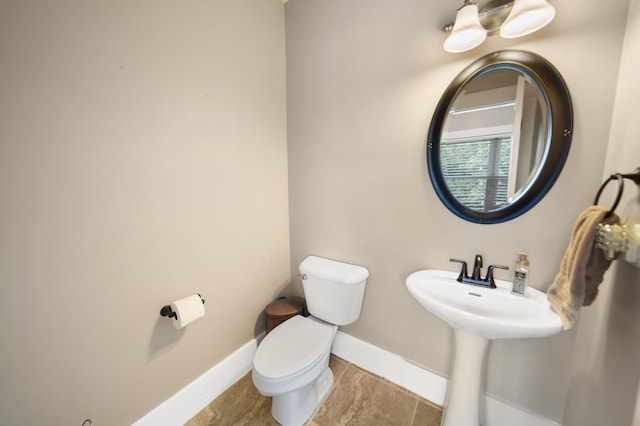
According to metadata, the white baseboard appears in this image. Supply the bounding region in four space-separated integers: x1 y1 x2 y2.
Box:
332 331 560 426
331 331 448 405
133 332 559 426
483 396 562 426
132 340 257 426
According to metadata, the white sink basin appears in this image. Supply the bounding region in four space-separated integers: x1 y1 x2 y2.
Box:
406 269 562 339
406 268 563 426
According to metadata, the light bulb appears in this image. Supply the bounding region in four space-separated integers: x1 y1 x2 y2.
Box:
444 3 487 53
500 0 556 39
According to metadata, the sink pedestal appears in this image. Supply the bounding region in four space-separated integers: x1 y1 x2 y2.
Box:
442 330 489 426
406 269 563 425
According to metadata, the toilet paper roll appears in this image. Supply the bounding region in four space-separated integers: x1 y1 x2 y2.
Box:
170 294 206 329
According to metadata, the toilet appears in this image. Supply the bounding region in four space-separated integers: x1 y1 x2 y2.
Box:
252 255 369 426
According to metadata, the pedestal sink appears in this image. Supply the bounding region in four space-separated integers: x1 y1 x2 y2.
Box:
406 269 562 426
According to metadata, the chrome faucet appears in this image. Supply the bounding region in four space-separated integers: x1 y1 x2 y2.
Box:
449 255 508 288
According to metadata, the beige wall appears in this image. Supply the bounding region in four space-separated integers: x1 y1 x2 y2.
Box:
1 0 638 424
285 0 631 422
564 0 640 423
0 1 289 425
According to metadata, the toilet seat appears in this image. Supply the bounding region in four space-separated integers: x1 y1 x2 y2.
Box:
254 315 335 379
253 315 336 395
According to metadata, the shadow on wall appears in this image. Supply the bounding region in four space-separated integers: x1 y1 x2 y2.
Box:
148 318 187 359
598 262 640 424
566 260 640 425
253 278 296 338
146 274 297 359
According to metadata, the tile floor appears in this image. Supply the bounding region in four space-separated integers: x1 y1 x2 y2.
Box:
186 355 442 426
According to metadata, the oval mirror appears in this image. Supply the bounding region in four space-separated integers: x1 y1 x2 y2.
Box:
427 50 573 224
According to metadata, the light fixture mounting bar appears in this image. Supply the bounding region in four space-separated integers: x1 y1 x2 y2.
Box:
442 0 515 35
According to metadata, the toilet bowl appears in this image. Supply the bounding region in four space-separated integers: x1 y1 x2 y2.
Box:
252 315 337 426
252 256 369 426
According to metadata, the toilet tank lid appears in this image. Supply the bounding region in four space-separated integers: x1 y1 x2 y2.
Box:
299 256 369 284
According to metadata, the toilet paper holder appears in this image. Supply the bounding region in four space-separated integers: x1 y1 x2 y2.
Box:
160 294 205 320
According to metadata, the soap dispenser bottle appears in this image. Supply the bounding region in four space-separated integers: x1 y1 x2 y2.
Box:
512 253 529 295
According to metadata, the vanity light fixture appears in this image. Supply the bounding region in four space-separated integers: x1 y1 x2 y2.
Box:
443 1 487 53
442 0 556 53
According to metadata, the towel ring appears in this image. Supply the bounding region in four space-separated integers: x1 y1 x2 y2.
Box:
593 173 624 218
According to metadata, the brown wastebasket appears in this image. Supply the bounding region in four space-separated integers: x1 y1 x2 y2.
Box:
265 298 305 334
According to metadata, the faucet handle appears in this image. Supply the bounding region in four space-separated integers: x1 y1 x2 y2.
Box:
484 264 509 287
449 258 468 282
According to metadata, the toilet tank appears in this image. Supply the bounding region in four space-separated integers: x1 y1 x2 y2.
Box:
299 256 369 326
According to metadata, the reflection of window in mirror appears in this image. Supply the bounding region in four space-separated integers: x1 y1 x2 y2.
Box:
427 50 573 224
440 69 548 212
440 135 511 211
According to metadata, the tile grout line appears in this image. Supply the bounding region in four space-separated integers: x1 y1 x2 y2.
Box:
338 362 437 426
408 397 419 426
187 354 443 426
309 357 350 425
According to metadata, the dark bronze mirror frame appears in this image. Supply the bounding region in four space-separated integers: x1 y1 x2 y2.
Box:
427 50 573 224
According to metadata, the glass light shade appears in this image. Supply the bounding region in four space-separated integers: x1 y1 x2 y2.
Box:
444 4 487 53
499 0 556 39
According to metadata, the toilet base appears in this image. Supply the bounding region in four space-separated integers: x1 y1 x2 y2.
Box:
271 367 334 426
